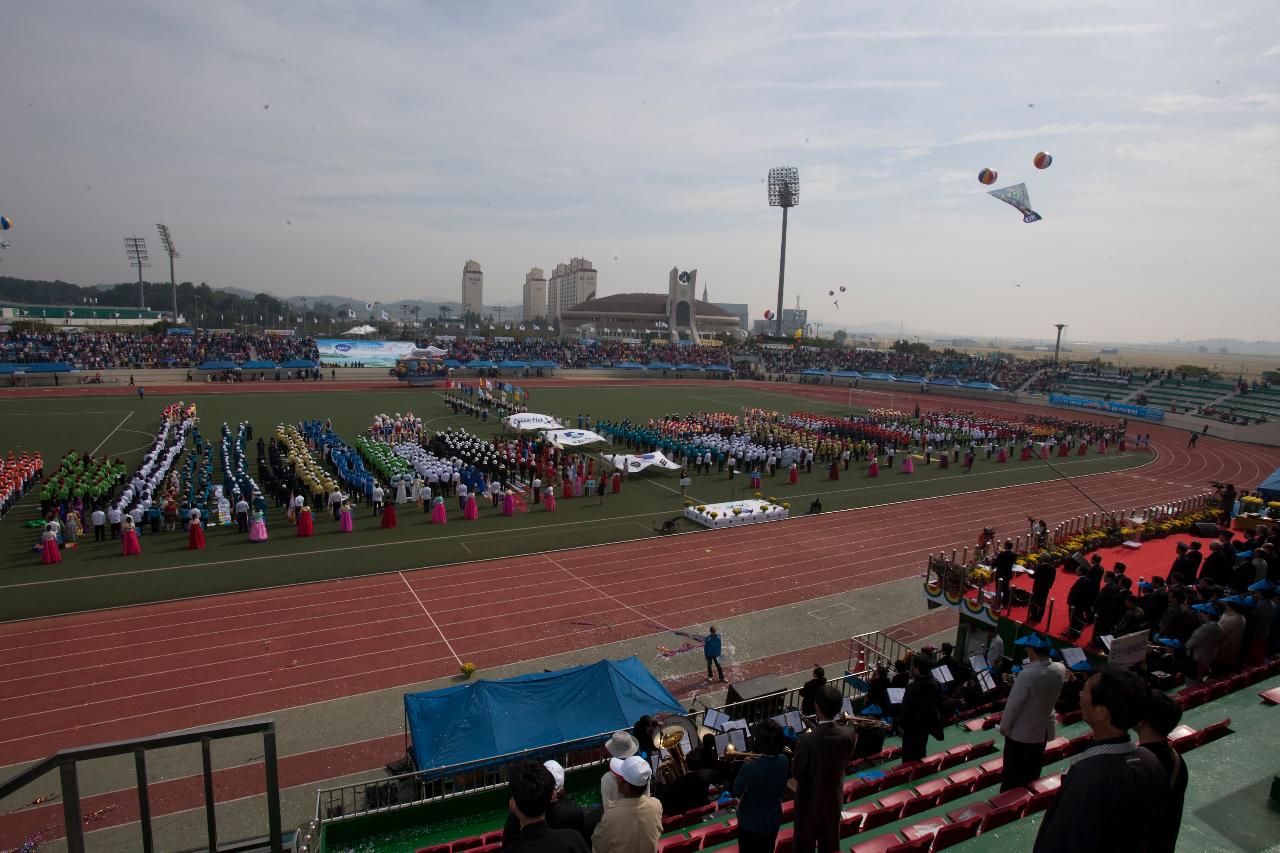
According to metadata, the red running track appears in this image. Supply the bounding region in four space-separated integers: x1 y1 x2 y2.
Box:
0 386 1277 766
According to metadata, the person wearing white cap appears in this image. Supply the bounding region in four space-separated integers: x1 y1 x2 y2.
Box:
598 731 644 808
504 760 587 844
591 755 661 853
503 760 589 853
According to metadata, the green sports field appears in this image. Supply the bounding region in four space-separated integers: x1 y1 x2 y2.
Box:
0 384 1148 621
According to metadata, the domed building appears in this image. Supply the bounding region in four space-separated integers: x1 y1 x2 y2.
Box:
558 268 741 342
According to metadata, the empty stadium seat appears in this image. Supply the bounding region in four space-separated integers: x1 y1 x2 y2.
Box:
859 805 899 833
1207 680 1230 700
452 836 483 852
972 767 1001 791
1042 737 1070 764
1030 773 1063 794
1065 733 1092 757
663 814 693 833
929 815 981 851
780 799 795 820
946 767 981 790
937 781 973 806
1198 719 1231 745
774 828 795 853
978 802 1023 833
850 834 908 853
1056 709 1083 725
658 836 700 853
1021 789 1056 816
844 778 876 803
473 845 500 853
481 830 504 845
900 794 940 819
877 790 918 817
696 823 737 848
969 739 997 759
988 787 1032 810
913 778 950 799
840 812 865 838
416 845 450 853
885 839 932 853
946 802 992 824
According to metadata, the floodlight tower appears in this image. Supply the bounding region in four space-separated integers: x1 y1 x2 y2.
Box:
124 236 151 310
1053 323 1068 366
157 223 180 323
767 167 799 336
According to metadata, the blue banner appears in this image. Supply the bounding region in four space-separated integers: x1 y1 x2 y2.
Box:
1049 394 1164 422
316 338 416 367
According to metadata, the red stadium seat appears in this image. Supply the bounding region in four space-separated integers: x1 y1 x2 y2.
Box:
1226 673 1248 692
1065 733 1093 757
840 811 865 838
1198 719 1231 745
936 781 973 806
972 768 1001 792
1042 737 1070 764
929 815 981 851
946 802 991 824
1056 708 1082 725
859 805 899 833
696 824 737 849
686 804 716 820
914 778 950 799
473 845 500 853
1029 773 1063 794
850 834 907 853
946 768 981 790
877 790 918 817
938 751 967 771
659 837 700 853
900 794 940 819
988 787 1032 810
978 802 1023 833
845 778 877 803
452 837 482 852
968 739 997 759
772 828 794 853
885 836 933 852
481 830 504 845
1207 680 1230 700
780 799 795 820
1022 789 1056 816
417 845 450 853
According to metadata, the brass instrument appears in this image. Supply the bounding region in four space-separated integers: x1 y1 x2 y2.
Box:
797 713 893 734
653 717 699 785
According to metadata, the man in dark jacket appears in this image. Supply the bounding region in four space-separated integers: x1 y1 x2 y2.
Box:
899 657 943 761
503 761 589 853
1136 690 1189 853
791 686 856 853
1028 559 1058 622
502 760 586 844
1198 541 1232 587
1067 565 1097 636
798 666 826 717
992 539 1018 609
1182 541 1204 581
1033 668 1169 853
1140 577 1169 633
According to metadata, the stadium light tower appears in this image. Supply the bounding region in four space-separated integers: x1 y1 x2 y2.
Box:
1053 323 1067 366
767 167 799 336
157 223 180 323
124 236 151 311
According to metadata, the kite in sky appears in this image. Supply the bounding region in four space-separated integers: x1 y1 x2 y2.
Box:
988 183 1042 223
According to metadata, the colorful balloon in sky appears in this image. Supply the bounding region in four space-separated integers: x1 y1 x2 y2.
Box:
978 168 997 185
839 286 846 293
1033 151 1053 169
0 216 12 230
763 309 774 320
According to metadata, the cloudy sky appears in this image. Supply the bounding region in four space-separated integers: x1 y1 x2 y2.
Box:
1 1 1277 342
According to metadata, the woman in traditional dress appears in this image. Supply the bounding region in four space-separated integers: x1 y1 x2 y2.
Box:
502 490 516 517
339 501 355 532
121 514 142 556
901 455 915 474
248 510 268 543
188 512 206 549
868 456 880 478
297 504 314 537
430 496 448 525
788 462 799 485
828 460 839 481
395 476 408 505
40 526 61 564
463 493 479 520
544 484 557 512
381 499 398 529
64 510 81 546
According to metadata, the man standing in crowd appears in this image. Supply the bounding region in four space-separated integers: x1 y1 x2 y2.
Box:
1135 691 1190 853
790 686 856 853
998 634 1065 791
798 666 826 717
591 756 661 853
1033 668 1169 853
504 760 589 853
703 626 725 682
899 657 943 761
993 539 1017 609
503 761 585 845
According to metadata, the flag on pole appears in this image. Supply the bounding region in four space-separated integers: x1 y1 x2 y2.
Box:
365 301 374 310
380 310 390 321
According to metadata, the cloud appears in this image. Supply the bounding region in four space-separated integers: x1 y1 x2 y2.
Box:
950 122 1154 145
789 24 1169 42
1141 92 1280 114
1265 43 1280 57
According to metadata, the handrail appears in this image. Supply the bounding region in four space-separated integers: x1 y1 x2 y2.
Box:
0 719 282 853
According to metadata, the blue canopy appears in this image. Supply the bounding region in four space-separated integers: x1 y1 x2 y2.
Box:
405 657 683 775
831 370 863 379
498 360 528 369
1258 467 1280 501
930 377 962 386
705 364 734 373
862 372 896 382
675 363 704 371
614 362 645 370
198 360 240 371
240 360 277 370
801 368 829 376
527 359 559 369
282 359 317 369
963 380 1002 390
443 359 463 368
467 360 497 369
647 361 675 370
897 374 927 384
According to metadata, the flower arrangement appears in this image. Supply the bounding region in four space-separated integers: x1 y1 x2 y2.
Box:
1269 501 1280 511
754 492 763 499
683 499 694 507
968 566 993 584
459 662 476 677
732 507 743 516
1241 495 1263 507
781 502 790 510
696 505 706 512
709 511 718 519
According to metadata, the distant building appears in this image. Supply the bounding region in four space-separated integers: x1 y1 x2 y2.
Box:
558 267 738 342
547 258 597 322
522 268 547 322
460 260 483 318
752 307 806 336
712 302 748 330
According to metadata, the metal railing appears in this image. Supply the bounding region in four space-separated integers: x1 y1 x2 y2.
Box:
313 631 913 826
0 720 282 853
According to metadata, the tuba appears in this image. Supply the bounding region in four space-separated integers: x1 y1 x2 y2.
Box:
652 716 699 786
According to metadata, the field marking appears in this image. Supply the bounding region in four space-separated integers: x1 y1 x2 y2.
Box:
89 412 134 457
0 410 136 416
398 571 462 666
542 553 676 634
0 454 1152 596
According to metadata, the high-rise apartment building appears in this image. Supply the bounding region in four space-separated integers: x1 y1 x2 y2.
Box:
460 260 484 319
546 257 597 322
522 268 547 322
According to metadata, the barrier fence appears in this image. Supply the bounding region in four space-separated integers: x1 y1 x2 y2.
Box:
309 631 911 832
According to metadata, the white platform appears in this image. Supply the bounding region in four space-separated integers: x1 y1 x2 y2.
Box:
684 499 789 529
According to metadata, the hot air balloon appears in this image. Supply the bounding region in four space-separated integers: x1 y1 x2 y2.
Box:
839 286 846 293
763 309 774 321
978 169 997 185
0 216 12 230
1033 151 1052 169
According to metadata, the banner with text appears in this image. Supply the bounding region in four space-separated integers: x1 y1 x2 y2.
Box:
1049 394 1164 422
317 339 417 367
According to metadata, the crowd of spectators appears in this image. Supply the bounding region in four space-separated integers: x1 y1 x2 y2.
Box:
0 330 319 369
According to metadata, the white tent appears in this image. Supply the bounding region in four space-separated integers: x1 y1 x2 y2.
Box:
543 429 607 448
504 413 563 431
603 451 683 473
343 324 378 336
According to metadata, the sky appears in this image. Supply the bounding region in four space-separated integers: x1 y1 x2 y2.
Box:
1 0 1277 343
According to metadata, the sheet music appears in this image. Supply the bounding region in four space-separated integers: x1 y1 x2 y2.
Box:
679 734 692 755
785 710 805 731
841 697 854 718
723 719 749 732
770 713 789 729
714 733 730 757
728 730 747 753
977 670 996 693
1060 647 1087 667
887 688 906 705
931 665 954 685
1100 635 1115 650
969 654 988 672
703 708 728 731
650 754 661 775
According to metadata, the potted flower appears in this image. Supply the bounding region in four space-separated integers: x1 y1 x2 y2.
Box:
683 499 694 507
459 662 476 678
696 505 706 513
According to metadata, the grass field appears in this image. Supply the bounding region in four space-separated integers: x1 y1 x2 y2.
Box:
0 384 1149 621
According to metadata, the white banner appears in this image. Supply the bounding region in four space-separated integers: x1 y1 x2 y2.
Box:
543 429 607 448
504 413 563 431
317 338 417 367
604 451 682 472
1106 630 1149 668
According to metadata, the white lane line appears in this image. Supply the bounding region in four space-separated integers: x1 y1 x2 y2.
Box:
542 553 677 634
90 412 134 457
398 571 462 666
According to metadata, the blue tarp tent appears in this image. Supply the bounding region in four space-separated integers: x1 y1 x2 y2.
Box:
801 368 828 376
498 360 528 369
467 360 497 369
198 360 239 371
863 372 896 382
675 363 704 371
897 374 927 384
282 359 318 369
0 362 74 373
443 359 463 368
705 364 734 373
831 370 863 379
614 362 645 370
404 657 684 774
1258 468 1280 501
240 360 277 370
528 360 559 369
963 381 1001 390
930 377 962 387
647 361 675 370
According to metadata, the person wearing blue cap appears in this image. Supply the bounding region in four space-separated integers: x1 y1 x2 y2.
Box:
1183 603 1222 685
999 633 1065 792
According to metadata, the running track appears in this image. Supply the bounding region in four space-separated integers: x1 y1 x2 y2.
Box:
1 382 1277 769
